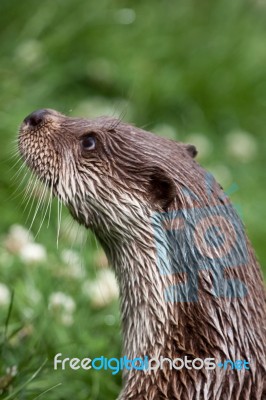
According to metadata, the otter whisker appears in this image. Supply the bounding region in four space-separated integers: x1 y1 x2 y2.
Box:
34 177 53 238
8 144 21 155
56 196 63 248
108 116 123 132
23 175 40 216
10 158 29 182
46 173 55 229
7 143 23 159
8 166 31 200
21 172 37 206
7 154 24 171
28 180 49 231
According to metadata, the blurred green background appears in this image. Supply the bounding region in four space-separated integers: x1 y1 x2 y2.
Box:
0 0 265 398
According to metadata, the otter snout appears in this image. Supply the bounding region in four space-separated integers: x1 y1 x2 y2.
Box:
22 108 63 130
23 109 49 128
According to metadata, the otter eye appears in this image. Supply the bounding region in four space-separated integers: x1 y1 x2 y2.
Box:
81 135 96 151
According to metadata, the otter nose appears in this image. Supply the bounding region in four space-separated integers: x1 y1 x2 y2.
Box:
23 109 48 127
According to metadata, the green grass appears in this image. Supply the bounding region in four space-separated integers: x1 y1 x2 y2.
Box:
0 0 265 398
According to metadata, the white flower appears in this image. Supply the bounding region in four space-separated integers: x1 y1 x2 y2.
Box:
185 133 213 159
19 243 47 264
114 8 136 25
104 314 117 326
4 225 33 254
82 270 119 308
226 130 258 162
15 39 43 66
49 292 76 326
4 225 47 265
49 292 76 314
61 249 85 279
0 283 11 307
6 365 18 377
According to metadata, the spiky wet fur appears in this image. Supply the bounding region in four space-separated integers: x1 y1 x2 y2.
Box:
19 109 266 399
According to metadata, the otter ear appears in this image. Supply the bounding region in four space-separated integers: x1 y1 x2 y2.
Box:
186 144 198 158
148 166 177 211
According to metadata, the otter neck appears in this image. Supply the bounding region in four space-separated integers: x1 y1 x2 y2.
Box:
102 236 171 360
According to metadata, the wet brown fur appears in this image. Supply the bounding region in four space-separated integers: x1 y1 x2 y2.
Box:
18 109 266 400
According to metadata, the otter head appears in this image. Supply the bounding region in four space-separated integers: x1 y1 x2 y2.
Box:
19 109 198 250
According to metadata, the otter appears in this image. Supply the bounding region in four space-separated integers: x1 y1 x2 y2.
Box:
18 109 266 400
